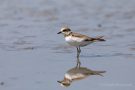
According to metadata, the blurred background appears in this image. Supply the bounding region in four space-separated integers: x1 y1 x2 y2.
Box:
0 0 135 90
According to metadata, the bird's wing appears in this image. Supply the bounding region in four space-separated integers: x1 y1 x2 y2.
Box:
71 32 92 39
71 32 105 42
85 36 105 42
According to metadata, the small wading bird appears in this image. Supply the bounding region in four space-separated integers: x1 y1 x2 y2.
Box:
57 27 105 59
57 66 106 87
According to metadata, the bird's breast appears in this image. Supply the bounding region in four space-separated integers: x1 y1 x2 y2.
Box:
65 36 84 46
65 73 86 81
65 36 93 47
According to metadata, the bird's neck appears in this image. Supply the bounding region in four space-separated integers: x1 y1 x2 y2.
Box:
64 32 72 37
64 77 72 82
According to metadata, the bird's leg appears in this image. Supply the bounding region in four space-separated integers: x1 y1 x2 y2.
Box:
77 58 81 68
76 47 79 58
78 46 81 54
76 57 81 68
76 46 81 68
77 46 81 58
76 46 81 59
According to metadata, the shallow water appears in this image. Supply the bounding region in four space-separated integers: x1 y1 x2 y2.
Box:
0 0 135 90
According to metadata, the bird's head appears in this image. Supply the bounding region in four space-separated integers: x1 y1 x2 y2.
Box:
57 27 71 35
57 78 72 87
57 80 71 87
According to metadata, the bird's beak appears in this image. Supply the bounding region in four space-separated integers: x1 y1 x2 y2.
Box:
57 31 62 34
57 81 62 83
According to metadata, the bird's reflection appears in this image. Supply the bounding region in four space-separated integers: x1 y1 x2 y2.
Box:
58 58 106 87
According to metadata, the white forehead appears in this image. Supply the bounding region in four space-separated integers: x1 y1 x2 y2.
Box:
60 27 67 31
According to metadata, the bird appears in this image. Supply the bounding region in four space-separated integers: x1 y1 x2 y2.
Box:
57 27 105 58
57 66 106 87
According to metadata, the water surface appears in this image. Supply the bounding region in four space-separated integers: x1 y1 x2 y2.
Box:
0 0 135 90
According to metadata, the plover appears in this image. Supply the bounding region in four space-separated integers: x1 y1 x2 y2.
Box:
57 27 105 58
57 66 106 87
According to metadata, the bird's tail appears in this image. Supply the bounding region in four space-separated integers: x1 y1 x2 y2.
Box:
93 70 106 76
92 36 106 41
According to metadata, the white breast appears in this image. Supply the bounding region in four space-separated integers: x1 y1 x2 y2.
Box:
65 36 92 47
65 73 87 81
65 36 84 46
